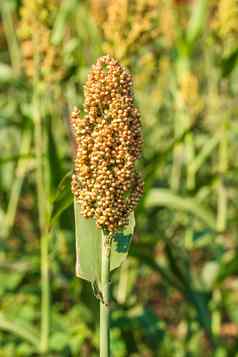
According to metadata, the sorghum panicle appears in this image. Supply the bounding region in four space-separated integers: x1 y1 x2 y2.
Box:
179 71 203 116
213 0 238 37
90 0 108 25
212 0 238 54
71 55 143 232
18 0 63 83
97 0 160 60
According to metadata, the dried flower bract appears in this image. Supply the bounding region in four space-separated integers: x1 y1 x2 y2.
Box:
71 55 143 232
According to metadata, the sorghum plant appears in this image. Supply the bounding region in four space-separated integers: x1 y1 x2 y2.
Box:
212 0 238 56
71 55 143 356
17 0 64 353
92 0 159 62
18 0 63 83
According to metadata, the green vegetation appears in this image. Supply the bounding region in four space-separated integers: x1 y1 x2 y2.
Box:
0 0 238 356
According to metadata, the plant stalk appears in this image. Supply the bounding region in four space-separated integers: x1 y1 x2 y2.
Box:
32 27 50 352
33 89 50 354
100 233 111 357
3 130 31 238
217 119 228 232
0 2 21 75
40 233 50 353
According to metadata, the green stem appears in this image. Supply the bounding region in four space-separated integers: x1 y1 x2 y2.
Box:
217 120 228 232
170 55 189 192
100 233 111 357
3 130 31 238
34 92 46 231
0 2 21 75
40 233 50 354
170 144 183 192
186 132 195 190
33 90 50 354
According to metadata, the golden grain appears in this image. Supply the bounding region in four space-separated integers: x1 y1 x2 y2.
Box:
71 55 143 232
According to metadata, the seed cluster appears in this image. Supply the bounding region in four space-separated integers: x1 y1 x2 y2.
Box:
98 0 160 61
91 0 178 64
212 0 238 55
71 55 143 232
179 71 203 116
214 0 238 37
90 0 108 25
18 0 63 83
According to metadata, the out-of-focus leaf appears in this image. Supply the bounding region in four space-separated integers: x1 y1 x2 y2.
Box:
146 188 217 229
137 308 164 347
0 259 31 272
0 153 34 165
187 0 208 45
2 128 32 238
0 271 23 292
131 243 186 292
0 63 14 82
144 122 198 190
202 261 219 289
221 48 238 77
50 171 73 227
49 332 70 351
190 136 219 174
51 171 72 202
191 228 214 247
52 0 78 45
46 116 63 197
186 289 212 337
164 242 213 337
112 307 164 349
0 2 21 75
0 313 39 348
216 253 238 284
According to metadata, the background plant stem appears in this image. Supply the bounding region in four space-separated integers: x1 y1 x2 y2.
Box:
100 233 111 357
117 260 129 304
3 130 31 238
40 233 50 354
217 119 228 232
33 89 50 354
0 2 21 75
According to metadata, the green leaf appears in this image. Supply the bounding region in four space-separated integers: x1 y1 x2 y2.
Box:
110 214 135 271
189 136 219 175
50 172 73 227
74 200 135 285
46 116 63 197
216 253 238 284
52 0 78 45
74 199 101 283
221 48 238 77
0 153 34 165
0 313 39 348
112 307 164 349
0 63 14 82
145 188 217 229
187 0 208 45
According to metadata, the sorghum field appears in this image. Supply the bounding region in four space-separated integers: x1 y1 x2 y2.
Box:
1 0 238 356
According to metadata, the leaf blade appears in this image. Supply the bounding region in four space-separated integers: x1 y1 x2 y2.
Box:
145 188 217 229
74 199 101 283
74 200 135 285
110 213 135 271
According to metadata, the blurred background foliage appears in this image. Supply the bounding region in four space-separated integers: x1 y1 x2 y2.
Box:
0 0 238 356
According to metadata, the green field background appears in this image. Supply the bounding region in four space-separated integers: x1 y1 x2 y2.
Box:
0 0 238 356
